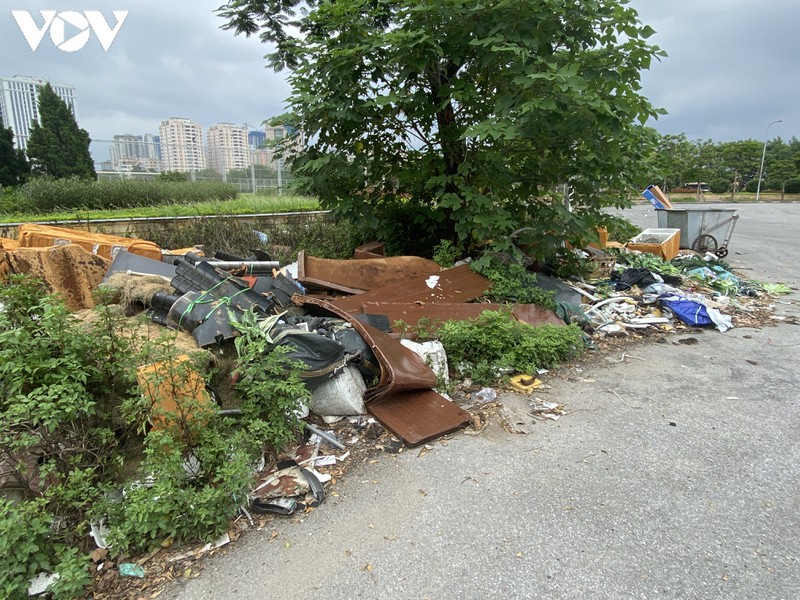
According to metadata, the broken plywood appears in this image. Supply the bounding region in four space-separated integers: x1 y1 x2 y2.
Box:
17 223 162 262
4 244 111 311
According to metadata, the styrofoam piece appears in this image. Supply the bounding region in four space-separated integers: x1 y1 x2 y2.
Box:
309 364 367 417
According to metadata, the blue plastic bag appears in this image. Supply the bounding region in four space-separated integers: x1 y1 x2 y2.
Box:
659 296 714 327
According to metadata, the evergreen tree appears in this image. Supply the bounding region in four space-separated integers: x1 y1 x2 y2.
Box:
0 117 29 187
26 83 96 180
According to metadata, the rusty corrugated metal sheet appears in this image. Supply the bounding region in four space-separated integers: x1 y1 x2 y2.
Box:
331 263 491 314
297 251 441 294
366 389 472 447
357 301 564 333
296 296 471 446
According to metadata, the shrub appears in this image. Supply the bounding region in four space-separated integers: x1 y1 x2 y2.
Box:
600 214 641 244
266 215 372 263
428 310 584 385
0 274 311 591
783 178 800 194
0 185 32 214
20 177 238 212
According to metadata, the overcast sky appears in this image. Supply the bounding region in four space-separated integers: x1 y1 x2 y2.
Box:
2 0 799 161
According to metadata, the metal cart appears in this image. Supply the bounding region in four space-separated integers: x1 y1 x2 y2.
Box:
656 208 739 258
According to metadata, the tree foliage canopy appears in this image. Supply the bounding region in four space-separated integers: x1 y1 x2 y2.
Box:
0 117 29 187
26 83 96 180
219 0 664 256
642 132 800 195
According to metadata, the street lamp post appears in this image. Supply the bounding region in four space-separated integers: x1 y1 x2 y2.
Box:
756 119 783 201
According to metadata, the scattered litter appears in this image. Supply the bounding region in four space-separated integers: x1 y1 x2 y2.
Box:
169 533 231 562
471 388 497 403
89 519 110 549
509 374 542 394
314 455 337 467
28 572 60 596
118 563 146 578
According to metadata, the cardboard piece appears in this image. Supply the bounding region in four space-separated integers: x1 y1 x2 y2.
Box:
627 228 681 261
642 184 673 210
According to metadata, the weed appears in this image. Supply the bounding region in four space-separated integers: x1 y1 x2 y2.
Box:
471 254 556 310
432 239 461 268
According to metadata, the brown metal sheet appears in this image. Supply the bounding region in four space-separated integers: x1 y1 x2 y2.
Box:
358 301 564 333
366 389 471 447
353 241 385 259
296 296 471 445
331 263 491 314
297 250 440 294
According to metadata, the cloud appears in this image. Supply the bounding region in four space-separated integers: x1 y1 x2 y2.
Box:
2 0 798 149
631 0 800 141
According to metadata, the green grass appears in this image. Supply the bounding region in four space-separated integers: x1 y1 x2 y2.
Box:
0 194 320 224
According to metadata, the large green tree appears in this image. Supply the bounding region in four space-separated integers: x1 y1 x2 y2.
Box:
26 83 96 180
219 0 664 256
0 117 29 187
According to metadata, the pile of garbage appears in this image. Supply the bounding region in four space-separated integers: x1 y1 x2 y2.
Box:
573 247 777 339
0 223 788 518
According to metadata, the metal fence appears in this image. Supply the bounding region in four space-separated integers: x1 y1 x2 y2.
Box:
91 137 295 194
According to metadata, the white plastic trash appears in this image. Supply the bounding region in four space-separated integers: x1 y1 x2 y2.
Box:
400 339 450 385
309 364 367 417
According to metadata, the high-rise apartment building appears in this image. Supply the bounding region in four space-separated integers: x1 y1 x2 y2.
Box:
158 117 206 172
144 133 161 159
261 124 302 171
0 75 76 151
108 133 162 171
248 129 266 150
207 123 249 174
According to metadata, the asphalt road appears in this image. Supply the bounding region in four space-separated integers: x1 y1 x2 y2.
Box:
165 202 800 600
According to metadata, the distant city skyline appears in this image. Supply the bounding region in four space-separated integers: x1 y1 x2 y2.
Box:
99 115 289 174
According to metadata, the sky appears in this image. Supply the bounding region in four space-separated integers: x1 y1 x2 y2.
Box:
1 0 800 164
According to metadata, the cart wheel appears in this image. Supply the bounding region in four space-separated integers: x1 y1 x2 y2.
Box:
716 247 729 258
692 234 718 254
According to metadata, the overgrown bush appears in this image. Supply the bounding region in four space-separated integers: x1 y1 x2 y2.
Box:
0 277 141 595
20 177 238 212
0 498 91 599
135 214 370 262
0 275 311 593
266 215 372 263
101 314 309 554
0 185 32 214
783 178 800 194
424 309 584 385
